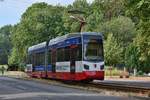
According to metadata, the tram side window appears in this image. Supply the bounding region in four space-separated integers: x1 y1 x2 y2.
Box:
64 46 70 61
70 44 82 61
76 44 82 61
57 48 64 62
40 52 45 65
31 53 35 71
35 53 39 66
42 52 45 65
32 53 36 66
30 54 32 64
48 50 51 64
63 45 82 61
35 53 38 66
37 53 41 65
35 52 45 66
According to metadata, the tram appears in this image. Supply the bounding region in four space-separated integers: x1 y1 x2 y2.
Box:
26 32 104 81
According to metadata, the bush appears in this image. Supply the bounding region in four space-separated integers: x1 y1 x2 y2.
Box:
137 71 144 76
105 67 121 76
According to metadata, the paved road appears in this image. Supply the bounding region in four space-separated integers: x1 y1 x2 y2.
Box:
0 77 143 100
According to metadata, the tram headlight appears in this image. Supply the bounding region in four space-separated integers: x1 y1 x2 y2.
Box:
84 64 89 70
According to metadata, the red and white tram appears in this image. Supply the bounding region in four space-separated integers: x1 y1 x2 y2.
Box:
26 32 104 81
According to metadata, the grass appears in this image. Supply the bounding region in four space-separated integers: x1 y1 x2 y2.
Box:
105 67 121 76
0 71 28 78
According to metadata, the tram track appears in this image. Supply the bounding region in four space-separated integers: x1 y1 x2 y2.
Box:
90 82 150 93
63 81 150 94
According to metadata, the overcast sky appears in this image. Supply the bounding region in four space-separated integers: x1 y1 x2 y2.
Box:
0 0 93 28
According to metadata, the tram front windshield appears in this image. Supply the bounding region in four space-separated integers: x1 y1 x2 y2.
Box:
83 36 103 61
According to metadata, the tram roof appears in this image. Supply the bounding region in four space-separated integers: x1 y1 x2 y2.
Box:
28 42 46 52
48 32 102 46
28 32 102 52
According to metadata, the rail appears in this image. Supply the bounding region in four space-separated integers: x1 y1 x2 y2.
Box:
65 81 150 94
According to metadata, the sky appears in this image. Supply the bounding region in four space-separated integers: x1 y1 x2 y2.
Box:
0 0 93 28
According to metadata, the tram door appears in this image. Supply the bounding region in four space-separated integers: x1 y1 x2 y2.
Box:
70 45 77 74
51 49 56 73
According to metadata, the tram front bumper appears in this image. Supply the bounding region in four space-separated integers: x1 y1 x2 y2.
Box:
83 71 104 80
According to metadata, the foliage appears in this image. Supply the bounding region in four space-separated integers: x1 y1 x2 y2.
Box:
93 0 126 21
125 0 150 73
9 3 67 66
84 2 104 31
0 25 12 64
97 16 135 45
98 16 136 67
8 48 20 66
125 44 140 70
104 33 123 66
132 33 150 73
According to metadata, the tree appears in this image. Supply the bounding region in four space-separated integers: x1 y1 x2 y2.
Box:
97 16 135 46
9 3 67 66
97 16 136 66
104 33 123 66
125 0 150 73
93 0 126 21
132 33 150 73
0 25 12 64
84 1 104 31
125 44 140 71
